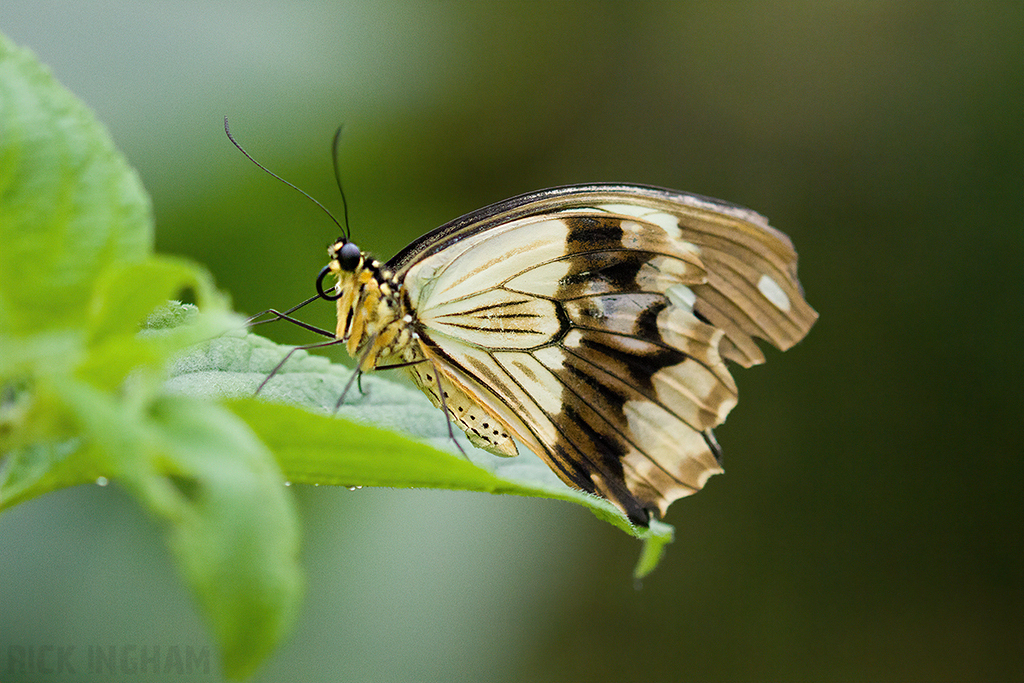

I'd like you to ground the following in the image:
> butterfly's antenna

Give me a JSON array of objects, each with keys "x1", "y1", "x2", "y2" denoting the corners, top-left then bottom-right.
[
  {"x1": 331, "y1": 126, "x2": 352, "y2": 240},
  {"x1": 224, "y1": 117, "x2": 347, "y2": 237}
]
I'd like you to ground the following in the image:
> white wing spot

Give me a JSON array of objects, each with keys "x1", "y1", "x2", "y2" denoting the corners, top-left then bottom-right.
[
  {"x1": 757, "y1": 274, "x2": 791, "y2": 312},
  {"x1": 643, "y1": 212, "x2": 682, "y2": 238},
  {"x1": 666, "y1": 284, "x2": 697, "y2": 311},
  {"x1": 562, "y1": 329, "x2": 584, "y2": 349},
  {"x1": 595, "y1": 203, "x2": 651, "y2": 217},
  {"x1": 595, "y1": 205, "x2": 681, "y2": 238}
]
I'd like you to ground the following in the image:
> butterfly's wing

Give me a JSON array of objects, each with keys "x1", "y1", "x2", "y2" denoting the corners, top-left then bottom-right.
[
  {"x1": 391, "y1": 184, "x2": 817, "y2": 525},
  {"x1": 405, "y1": 358, "x2": 519, "y2": 457}
]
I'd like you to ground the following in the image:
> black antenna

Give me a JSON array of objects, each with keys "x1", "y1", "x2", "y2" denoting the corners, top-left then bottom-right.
[
  {"x1": 331, "y1": 126, "x2": 352, "y2": 240},
  {"x1": 224, "y1": 117, "x2": 349, "y2": 238}
]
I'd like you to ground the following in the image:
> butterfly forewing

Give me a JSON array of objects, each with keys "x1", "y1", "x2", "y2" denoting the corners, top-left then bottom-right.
[{"x1": 330, "y1": 184, "x2": 816, "y2": 526}]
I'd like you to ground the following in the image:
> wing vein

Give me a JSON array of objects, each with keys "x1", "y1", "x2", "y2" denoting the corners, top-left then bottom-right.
[{"x1": 554, "y1": 343, "x2": 701, "y2": 489}]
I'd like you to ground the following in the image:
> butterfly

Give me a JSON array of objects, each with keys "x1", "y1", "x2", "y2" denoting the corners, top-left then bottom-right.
[{"x1": 310, "y1": 183, "x2": 817, "y2": 527}]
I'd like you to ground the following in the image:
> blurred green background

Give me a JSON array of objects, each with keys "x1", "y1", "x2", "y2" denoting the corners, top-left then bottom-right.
[{"x1": 2, "y1": 2, "x2": 1021, "y2": 681}]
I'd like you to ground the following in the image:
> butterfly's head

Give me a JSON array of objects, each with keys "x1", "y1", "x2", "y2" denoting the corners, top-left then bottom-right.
[
  {"x1": 318, "y1": 237, "x2": 405, "y2": 357},
  {"x1": 331, "y1": 239, "x2": 363, "y2": 272},
  {"x1": 317, "y1": 239, "x2": 364, "y2": 301}
]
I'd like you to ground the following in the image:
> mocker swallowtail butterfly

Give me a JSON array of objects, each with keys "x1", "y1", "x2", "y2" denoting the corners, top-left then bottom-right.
[{"x1": 310, "y1": 183, "x2": 817, "y2": 526}]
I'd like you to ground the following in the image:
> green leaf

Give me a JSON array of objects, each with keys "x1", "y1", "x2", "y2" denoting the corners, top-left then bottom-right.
[
  {"x1": 88, "y1": 257, "x2": 220, "y2": 344},
  {"x1": 80, "y1": 257, "x2": 230, "y2": 389},
  {"x1": 0, "y1": 34, "x2": 151, "y2": 335},
  {"x1": 167, "y1": 328, "x2": 675, "y2": 577},
  {"x1": 60, "y1": 379, "x2": 301, "y2": 680},
  {"x1": 0, "y1": 33, "x2": 301, "y2": 678}
]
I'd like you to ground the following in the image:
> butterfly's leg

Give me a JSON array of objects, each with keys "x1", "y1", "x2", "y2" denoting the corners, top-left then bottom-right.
[
  {"x1": 373, "y1": 358, "x2": 470, "y2": 459},
  {"x1": 425, "y1": 361, "x2": 470, "y2": 458},
  {"x1": 246, "y1": 294, "x2": 335, "y2": 338},
  {"x1": 257, "y1": 338, "x2": 346, "y2": 393}
]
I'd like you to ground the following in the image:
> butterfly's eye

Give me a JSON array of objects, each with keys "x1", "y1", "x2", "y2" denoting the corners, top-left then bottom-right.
[{"x1": 338, "y1": 242, "x2": 362, "y2": 272}]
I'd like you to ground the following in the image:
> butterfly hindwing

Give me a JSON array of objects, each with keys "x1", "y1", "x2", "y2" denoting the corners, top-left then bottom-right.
[{"x1": 405, "y1": 359, "x2": 518, "y2": 457}]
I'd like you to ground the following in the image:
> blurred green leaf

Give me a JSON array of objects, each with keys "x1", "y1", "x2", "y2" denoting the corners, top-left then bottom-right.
[
  {"x1": 59, "y1": 380, "x2": 301, "y2": 680},
  {"x1": 0, "y1": 32, "x2": 300, "y2": 679},
  {"x1": 0, "y1": 34, "x2": 151, "y2": 335}
]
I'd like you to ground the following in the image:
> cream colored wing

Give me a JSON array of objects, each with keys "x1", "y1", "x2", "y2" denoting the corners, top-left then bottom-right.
[{"x1": 387, "y1": 187, "x2": 815, "y2": 525}]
